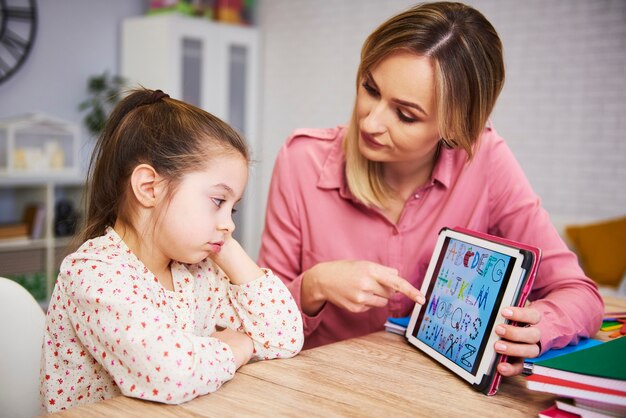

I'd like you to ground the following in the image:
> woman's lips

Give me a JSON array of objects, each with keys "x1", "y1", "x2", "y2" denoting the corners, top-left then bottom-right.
[{"x1": 361, "y1": 131, "x2": 385, "y2": 149}]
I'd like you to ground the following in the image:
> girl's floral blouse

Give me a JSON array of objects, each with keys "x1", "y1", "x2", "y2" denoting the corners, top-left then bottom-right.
[{"x1": 41, "y1": 227, "x2": 303, "y2": 413}]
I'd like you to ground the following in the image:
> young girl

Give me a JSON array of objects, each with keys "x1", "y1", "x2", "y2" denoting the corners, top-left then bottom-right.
[{"x1": 40, "y1": 88, "x2": 304, "y2": 413}]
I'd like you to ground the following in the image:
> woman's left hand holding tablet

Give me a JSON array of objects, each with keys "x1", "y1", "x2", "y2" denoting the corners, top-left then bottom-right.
[
  {"x1": 494, "y1": 306, "x2": 542, "y2": 376},
  {"x1": 300, "y1": 260, "x2": 426, "y2": 316}
]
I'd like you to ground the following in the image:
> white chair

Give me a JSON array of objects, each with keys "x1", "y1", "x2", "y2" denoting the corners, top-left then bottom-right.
[{"x1": 0, "y1": 277, "x2": 45, "y2": 418}]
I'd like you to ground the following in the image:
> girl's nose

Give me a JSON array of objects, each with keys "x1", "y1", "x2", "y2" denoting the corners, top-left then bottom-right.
[{"x1": 218, "y1": 213, "x2": 236, "y2": 234}]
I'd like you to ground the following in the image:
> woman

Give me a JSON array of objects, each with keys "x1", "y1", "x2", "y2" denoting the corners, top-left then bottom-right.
[{"x1": 258, "y1": 2, "x2": 603, "y2": 376}]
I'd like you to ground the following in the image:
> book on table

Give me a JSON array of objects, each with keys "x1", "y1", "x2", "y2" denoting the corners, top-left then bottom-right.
[
  {"x1": 555, "y1": 397, "x2": 626, "y2": 418},
  {"x1": 523, "y1": 338, "x2": 604, "y2": 375},
  {"x1": 384, "y1": 316, "x2": 409, "y2": 335},
  {"x1": 525, "y1": 336, "x2": 626, "y2": 406},
  {"x1": 538, "y1": 404, "x2": 581, "y2": 418}
]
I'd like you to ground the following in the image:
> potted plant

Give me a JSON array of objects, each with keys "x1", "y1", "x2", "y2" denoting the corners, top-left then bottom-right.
[{"x1": 78, "y1": 71, "x2": 126, "y2": 137}]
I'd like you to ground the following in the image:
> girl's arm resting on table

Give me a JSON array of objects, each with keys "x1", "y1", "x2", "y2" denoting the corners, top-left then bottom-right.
[
  {"x1": 211, "y1": 267, "x2": 304, "y2": 360},
  {"x1": 212, "y1": 328, "x2": 254, "y2": 368},
  {"x1": 208, "y1": 234, "x2": 304, "y2": 358},
  {"x1": 62, "y1": 265, "x2": 238, "y2": 404}
]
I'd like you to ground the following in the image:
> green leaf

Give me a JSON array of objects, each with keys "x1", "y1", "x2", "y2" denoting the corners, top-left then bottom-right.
[{"x1": 79, "y1": 71, "x2": 126, "y2": 136}]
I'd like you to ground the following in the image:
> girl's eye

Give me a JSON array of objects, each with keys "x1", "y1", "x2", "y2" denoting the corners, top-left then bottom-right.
[
  {"x1": 362, "y1": 81, "x2": 379, "y2": 97},
  {"x1": 211, "y1": 197, "x2": 225, "y2": 208},
  {"x1": 231, "y1": 207, "x2": 238, "y2": 214},
  {"x1": 397, "y1": 109, "x2": 418, "y2": 123}
]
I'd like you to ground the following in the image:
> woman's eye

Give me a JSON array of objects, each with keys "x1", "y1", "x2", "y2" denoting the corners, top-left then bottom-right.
[
  {"x1": 211, "y1": 197, "x2": 224, "y2": 208},
  {"x1": 362, "y1": 81, "x2": 379, "y2": 97},
  {"x1": 397, "y1": 109, "x2": 418, "y2": 123}
]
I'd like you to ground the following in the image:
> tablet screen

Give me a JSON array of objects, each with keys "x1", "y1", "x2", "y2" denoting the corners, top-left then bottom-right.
[{"x1": 410, "y1": 236, "x2": 515, "y2": 375}]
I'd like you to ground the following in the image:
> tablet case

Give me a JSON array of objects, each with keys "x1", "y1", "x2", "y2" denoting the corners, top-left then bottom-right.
[{"x1": 450, "y1": 227, "x2": 542, "y2": 395}]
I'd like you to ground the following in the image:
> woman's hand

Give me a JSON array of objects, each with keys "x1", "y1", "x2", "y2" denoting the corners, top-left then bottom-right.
[
  {"x1": 301, "y1": 260, "x2": 425, "y2": 316},
  {"x1": 494, "y1": 306, "x2": 542, "y2": 376},
  {"x1": 212, "y1": 328, "x2": 254, "y2": 369}
]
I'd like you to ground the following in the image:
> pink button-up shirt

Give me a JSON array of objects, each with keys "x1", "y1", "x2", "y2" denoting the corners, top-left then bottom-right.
[{"x1": 258, "y1": 125, "x2": 603, "y2": 350}]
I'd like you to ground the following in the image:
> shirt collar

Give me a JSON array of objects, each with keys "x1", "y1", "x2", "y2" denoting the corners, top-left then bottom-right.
[
  {"x1": 317, "y1": 127, "x2": 358, "y2": 202},
  {"x1": 431, "y1": 145, "x2": 454, "y2": 189}
]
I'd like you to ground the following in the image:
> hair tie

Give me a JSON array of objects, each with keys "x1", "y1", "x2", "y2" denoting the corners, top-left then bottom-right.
[{"x1": 148, "y1": 89, "x2": 170, "y2": 103}]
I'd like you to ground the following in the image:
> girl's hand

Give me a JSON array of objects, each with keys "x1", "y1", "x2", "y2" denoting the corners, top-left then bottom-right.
[
  {"x1": 301, "y1": 260, "x2": 425, "y2": 316},
  {"x1": 209, "y1": 236, "x2": 264, "y2": 285},
  {"x1": 212, "y1": 328, "x2": 254, "y2": 369},
  {"x1": 494, "y1": 306, "x2": 542, "y2": 376}
]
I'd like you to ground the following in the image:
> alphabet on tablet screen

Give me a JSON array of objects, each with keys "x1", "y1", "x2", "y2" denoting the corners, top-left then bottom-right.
[
  {"x1": 463, "y1": 248, "x2": 474, "y2": 267},
  {"x1": 476, "y1": 285, "x2": 490, "y2": 310},
  {"x1": 451, "y1": 307, "x2": 463, "y2": 330},
  {"x1": 458, "y1": 280, "x2": 470, "y2": 300},
  {"x1": 461, "y1": 343, "x2": 477, "y2": 368},
  {"x1": 492, "y1": 259, "x2": 505, "y2": 282},
  {"x1": 470, "y1": 317, "x2": 481, "y2": 340},
  {"x1": 476, "y1": 253, "x2": 489, "y2": 275},
  {"x1": 417, "y1": 237, "x2": 512, "y2": 372},
  {"x1": 460, "y1": 312, "x2": 472, "y2": 333}
]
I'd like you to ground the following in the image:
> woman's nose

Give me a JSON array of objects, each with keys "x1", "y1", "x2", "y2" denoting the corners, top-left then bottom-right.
[{"x1": 361, "y1": 101, "x2": 387, "y2": 134}]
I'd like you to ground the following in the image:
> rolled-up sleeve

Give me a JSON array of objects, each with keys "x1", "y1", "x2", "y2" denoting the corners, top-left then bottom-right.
[{"x1": 485, "y1": 132, "x2": 604, "y2": 352}]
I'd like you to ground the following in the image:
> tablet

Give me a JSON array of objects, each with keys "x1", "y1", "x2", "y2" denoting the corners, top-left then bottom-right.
[{"x1": 405, "y1": 227, "x2": 540, "y2": 395}]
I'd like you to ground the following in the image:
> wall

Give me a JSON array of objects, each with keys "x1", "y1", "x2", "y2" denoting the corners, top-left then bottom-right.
[
  {"x1": 0, "y1": 0, "x2": 144, "y2": 222},
  {"x1": 0, "y1": 0, "x2": 144, "y2": 167},
  {"x1": 1, "y1": 1, "x2": 624, "y2": 258},
  {"x1": 254, "y1": 0, "x2": 626, "y2": 257}
]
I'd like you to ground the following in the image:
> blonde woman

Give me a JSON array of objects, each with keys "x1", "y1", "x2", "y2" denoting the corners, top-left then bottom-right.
[{"x1": 258, "y1": 2, "x2": 602, "y2": 377}]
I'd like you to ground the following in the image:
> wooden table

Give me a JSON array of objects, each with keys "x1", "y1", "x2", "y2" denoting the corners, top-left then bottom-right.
[{"x1": 45, "y1": 295, "x2": 626, "y2": 417}]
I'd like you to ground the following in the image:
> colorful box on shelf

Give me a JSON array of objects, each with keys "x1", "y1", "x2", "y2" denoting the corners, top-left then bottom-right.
[{"x1": 0, "y1": 113, "x2": 80, "y2": 176}]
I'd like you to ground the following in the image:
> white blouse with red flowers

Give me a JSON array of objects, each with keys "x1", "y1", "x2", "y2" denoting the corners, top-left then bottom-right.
[{"x1": 40, "y1": 227, "x2": 303, "y2": 413}]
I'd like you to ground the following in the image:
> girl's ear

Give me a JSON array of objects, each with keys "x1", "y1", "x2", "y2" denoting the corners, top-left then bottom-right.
[{"x1": 130, "y1": 164, "x2": 163, "y2": 208}]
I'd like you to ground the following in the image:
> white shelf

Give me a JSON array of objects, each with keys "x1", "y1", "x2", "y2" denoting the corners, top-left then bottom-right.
[
  {"x1": 0, "y1": 173, "x2": 84, "y2": 186},
  {"x1": 0, "y1": 238, "x2": 47, "y2": 251},
  {"x1": 0, "y1": 177, "x2": 85, "y2": 302}
]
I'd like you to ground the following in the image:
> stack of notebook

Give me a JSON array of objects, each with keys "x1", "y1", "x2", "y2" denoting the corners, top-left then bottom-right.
[
  {"x1": 384, "y1": 316, "x2": 410, "y2": 335},
  {"x1": 526, "y1": 336, "x2": 626, "y2": 417}
]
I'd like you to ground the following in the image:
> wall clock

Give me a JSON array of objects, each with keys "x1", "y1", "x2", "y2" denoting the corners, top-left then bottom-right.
[{"x1": 0, "y1": 0, "x2": 38, "y2": 85}]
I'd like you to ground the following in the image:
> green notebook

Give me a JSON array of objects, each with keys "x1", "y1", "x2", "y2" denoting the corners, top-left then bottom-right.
[{"x1": 535, "y1": 336, "x2": 626, "y2": 380}]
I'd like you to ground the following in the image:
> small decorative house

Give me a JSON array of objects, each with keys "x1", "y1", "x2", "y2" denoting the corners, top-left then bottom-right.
[{"x1": 0, "y1": 113, "x2": 80, "y2": 176}]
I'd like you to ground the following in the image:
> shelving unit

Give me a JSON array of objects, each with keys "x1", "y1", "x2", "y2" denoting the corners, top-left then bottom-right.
[{"x1": 0, "y1": 175, "x2": 85, "y2": 306}]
